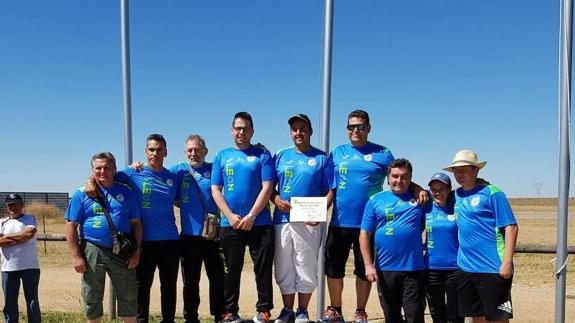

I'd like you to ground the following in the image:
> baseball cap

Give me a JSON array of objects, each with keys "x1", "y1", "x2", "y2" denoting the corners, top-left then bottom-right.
[
  {"x1": 5, "y1": 193, "x2": 23, "y2": 205},
  {"x1": 428, "y1": 173, "x2": 451, "y2": 186},
  {"x1": 288, "y1": 114, "x2": 312, "y2": 130}
]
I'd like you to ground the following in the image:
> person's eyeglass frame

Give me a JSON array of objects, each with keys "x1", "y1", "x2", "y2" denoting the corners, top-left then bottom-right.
[{"x1": 346, "y1": 123, "x2": 368, "y2": 132}]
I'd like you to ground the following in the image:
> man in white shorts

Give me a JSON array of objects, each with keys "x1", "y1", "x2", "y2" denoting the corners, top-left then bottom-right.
[{"x1": 270, "y1": 114, "x2": 334, "y2": 323}]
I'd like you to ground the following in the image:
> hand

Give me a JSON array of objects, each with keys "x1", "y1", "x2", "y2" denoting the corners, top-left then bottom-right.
[
  {"x1": 127, "y1": 250, "x2": 140, "y2": 269},
  {"x1": 499, "y1": 261, "x2": 513, "y2": 279},
  {"x1": 130, "y1": 161, "x2": 145, "y2": 171},
  {"x1": 275, "y1": 197, "x2": 291, "y2": 213},
  {"x1": 85, "y1": 177, "x2": 98, "y2": 198},
  {"x1": 365, "y1": 264, "x2": 378, "y2": 282},
  {"x1": 237, "y1": 215, "x2": 255, "y2": 231},
  {"x1": 416, "y1": 189, "x2": 429, "y2": 204},
  {"x1": 228, "y1": 214, "x2": 243, "y2": 230},
  {"x1": 73, "y1": 256, "x2": 87, "y2": 273},
  {"x1": 306, "y1": 221, "x2": 319, "y2": 226}
]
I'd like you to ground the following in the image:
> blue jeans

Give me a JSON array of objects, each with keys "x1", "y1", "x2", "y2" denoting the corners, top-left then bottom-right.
[{"x1": 2, "y1": 269, "x2": 41, "y2": 323}]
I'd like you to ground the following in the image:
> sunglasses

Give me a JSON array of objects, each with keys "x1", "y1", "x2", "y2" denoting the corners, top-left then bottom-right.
[
  {"x1": 233, "y1": 126, "x2": 252, "y2": 133},
  {"x1": 346, "y1": 123, "x2": 368, "y2": 131}
]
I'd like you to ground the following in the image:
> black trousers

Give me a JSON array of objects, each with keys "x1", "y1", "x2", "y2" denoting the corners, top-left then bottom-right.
[
  {"x1": 425, "y1": 269, "x2": 464, "y2": 323},
  {"x1": 137, "y1": 240, "x2": 180, "y2": 323},
  {"x1": 377, "y1": 270, "x2": 425, "y2": 323},
  {"x1": 181, "y1": 234, "x2": 225, "y2": 322},
  {"x1": 219, "y1": 225, "x2": 274, "y2": 314}
]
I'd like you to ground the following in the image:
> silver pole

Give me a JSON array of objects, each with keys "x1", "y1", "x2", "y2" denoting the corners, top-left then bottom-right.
[
  {"x1": 317, "y1": 0, "x2": 334, "y2": 320},
  {"x1": 110, "y1": 0, "x2": 134, "y2": 319},
  {"x1": 556, "y1": 0, "x2": 572, "y2": 322},
  {"x1": 122, "y1": 0, "x2": 134, "y2": 166}
]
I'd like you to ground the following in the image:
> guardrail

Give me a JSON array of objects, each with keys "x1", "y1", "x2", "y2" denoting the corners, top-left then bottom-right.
[{"x1": 36, "y1": 234, "x2": 575, "y2": 254}]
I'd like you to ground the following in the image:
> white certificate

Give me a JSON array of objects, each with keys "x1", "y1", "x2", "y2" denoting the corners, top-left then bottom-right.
[{"x1": 289, "y1": 197, "x2": 327, "y2": 222}]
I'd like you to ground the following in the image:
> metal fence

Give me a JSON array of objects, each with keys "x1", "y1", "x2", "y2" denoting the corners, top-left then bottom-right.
[{"x1": 0, "y1": 192, "x2": 69, "y2": 214}]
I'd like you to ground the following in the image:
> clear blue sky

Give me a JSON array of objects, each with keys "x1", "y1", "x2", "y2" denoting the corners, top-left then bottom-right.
[{"x1": 0, "y1": 1, "x2": 562, "y2": 197}]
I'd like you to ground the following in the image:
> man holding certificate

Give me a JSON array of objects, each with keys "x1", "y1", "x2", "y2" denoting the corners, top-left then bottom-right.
[{"x1": 270, "y1": 114, "x2": 334, "y2": 323}]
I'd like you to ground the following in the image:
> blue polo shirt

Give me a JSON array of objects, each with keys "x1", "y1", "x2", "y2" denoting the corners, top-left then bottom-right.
[
  {"x1": 425, "y1": 201, "x2": 459, "y2": 270},
  {"x1": 66, "y1": 182, "x2": 140, "y2": 249},
  {"x1": 116, "y1": 167, "x2": 179, "y2": 241},
  {"x1": 272, "y1": 146, "x2": 333, "y2": 224},
  {"x1": 361, "y1": 190, "x2": 426, "y2": 271},
  {"x1": 211, "y1": 145, "x2": 274, "y2": 227},
  {"x1": 455, "y1": 184, "x2": 517, "y2": 273},
  {"x1": 171, "y1": 162, "x2": 217, "y2": 236},
  {"x1": 330, "y1": 142, "x2": 395, "y2": 228}
]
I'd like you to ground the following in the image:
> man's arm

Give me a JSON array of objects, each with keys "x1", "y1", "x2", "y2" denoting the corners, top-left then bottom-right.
[
  {"x1": 238, "y1": 180, "x2": 273, "y2": 231},
  {"x1": 326, "y1": 189, "x2": 335, "y2": 209},
  {"x1": 270, "y1": 188, "x2": 291, "y2": 213},
  {"x1": 0, "y1": 227, "x2": 36, "y2": 247},
  {"x1": 126, "y1": 219, "x2": 143, "y2": 269},
  {"x1": 500, "y1": 224, "x2": 519, "y2": 279},
  {"x1": 211, "y1": 184, "x2": 242, "y2": 229},
  {"x1": 359, "y1": 230, "x2": 378, "y2": 282},
  {"x1": 64, "y1": 221, "x2": 86, "y2": 273},
  {"x1": 409, "y1": 182, "x2": 429, "y2": 204}
]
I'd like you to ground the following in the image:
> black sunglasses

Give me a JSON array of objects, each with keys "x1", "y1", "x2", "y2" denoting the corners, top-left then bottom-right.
[{"x1": 346, "y1": 123, "x2": 368, "y2": 131}]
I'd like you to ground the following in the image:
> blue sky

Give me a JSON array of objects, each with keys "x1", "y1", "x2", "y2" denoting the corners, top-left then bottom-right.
[{"x1": 0, "y1": 1, "x2": 562, "y2": 197}]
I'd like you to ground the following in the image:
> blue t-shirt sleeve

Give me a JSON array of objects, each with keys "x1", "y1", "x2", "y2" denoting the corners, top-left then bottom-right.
[
  {"x1": 272, "y1": 153, "x2": 280, "y2": 184},
  {"x1": 361, "y1": 198, "x2": 376, "y2": 232},
  {"x1": 211, "y1": 152, "x2": 224, "y2": 186},
  {"x1": 168, "y1": 164, "x2": 180, "y2": 200},
  {"x1": 322, "y1": 155, "x2": 334, "y2": 194},
  {"x1": 65, "y1": 190, "x2": 85, "y2": 224},
  {"x1": 328, "y1": 151, "x2": 337, "y2": 190},
  {"x1": 127, "y1": 191, "x2": 141, "y2": 221},
  {"x1": 260, "y1": 150, "x2": 274, "y2": 182},
  {"x1": 491, "y1": 191, "x2": 517, "y2": 228}
]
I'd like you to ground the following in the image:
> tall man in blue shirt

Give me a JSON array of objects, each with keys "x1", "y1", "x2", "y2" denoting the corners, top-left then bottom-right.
[
  {"x1": 212, "y1": 112, "x2": 275, "y2": 323},
  {"x1": 271, "y1": 114, "x2": 334, "y2": 323},
  {"x1": 322, "y1": 110, "x2": 427, "y2": 323},
  {"x1": 359, "y1": 159, "x2": 426, "y2": 323},
  {"x1": 443, "y1": 150, "x2": 518, "y2": 323},
  {"x1": 171, "y1": 134, "x2": 224, "y2": 323}
]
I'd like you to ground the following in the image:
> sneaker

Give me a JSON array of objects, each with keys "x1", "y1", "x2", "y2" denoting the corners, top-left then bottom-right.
[
  {"x1": 220, "y1": 312, "x2": 242, "y2": 323},
  {"x1": 253, "y1": 311, "x2": 272, "y2": 323},
  {"x1": 353, "y1": 309, "x2": 368, "y2": 323},
  {"x1": 294, "y1": 308, "x2": 310, "y2": 323},
  {"x1": 320, "y1": 307, "x2": 345, "y2": 323},
  {"x1": 274, "y1": 308, "x2": 295, "y2": 323}
]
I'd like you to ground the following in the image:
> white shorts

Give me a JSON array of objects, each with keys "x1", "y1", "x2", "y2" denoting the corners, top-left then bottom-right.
[{"x1": 274, "y1": 222, "x2": 322, "y2": 294}]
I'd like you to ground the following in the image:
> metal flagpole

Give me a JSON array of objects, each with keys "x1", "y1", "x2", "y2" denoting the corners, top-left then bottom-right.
[
  {"x1": 109, "y1": 0, "x2": 134, "y2": 319},
  {"x1": 121, "y1": 0, "x2": 134, "y2": 166},
  {"x1": 556, "y1": 0, "x2": 572, "y2": 321},
  {"x1": 317, "y1": 0, "x2": 334, "y2": 320}
]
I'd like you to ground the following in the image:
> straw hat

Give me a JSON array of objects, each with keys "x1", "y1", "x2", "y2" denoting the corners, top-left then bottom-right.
[{"x1": 443, "y1": 150, "x2": 487, "y2": 172}]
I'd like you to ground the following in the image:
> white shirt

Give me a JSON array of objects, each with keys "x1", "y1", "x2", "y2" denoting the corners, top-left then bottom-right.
[{"x1": 0, "y1": 214, "x2": 40, "y2": 271}]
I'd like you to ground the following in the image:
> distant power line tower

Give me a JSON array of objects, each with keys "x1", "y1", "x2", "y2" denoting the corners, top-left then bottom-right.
[{"x1": 534, "y1": 182, "x2": 543, "y2": 197}]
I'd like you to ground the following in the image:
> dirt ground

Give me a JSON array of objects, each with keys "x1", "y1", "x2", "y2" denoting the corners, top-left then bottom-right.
[{"x1": 2, "y1": 206, "x2": 575, "y2": 322}]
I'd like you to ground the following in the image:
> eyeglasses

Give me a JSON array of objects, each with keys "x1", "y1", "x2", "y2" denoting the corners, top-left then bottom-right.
[
  {"x1": 233, "y1": 126, "x2": 252, "y2": 133},
  {"x1": 346, "y1": 123, "x2": 367, "y2": 132}
]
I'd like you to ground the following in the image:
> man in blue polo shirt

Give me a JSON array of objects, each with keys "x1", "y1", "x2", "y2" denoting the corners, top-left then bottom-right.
[
  {"x1": 212, "y1": 112, "x2": 275, "y2": 323},
  {"x1": 443, "y1": 150, "x2": 518, "y2": 323},
  {"x1": 86, "y1": 134, "x2": 180, "y2": 323},
  {"x1": 322, "y1": 110, "x2": 427, "y2": 323},
  {"x1": 171, "y1": 134, "x2": 224, "y2": 323},
  {"x1": 359, "y1": 158, "x2": 426, "y2": 323},
  {"x1": 271, "y1": 114, "x2": 333, "y2": 323},
  {"x1": 66, "y1": 152, "x2": 143, "y2": 323}
]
